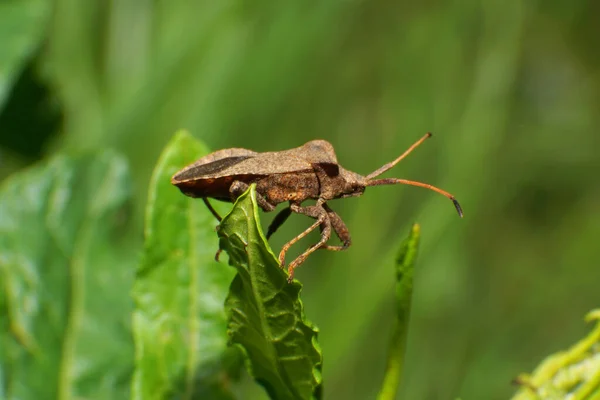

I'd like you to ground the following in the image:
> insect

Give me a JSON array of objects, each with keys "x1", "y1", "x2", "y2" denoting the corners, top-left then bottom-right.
[{"x1": 171, "y1": 133, "x2": 462, "y2": 282}]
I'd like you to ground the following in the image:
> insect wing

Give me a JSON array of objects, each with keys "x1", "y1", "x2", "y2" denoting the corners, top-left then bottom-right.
[
  {"x1": 172, "y1": 139, "x2": 341, "y2": 184},
  {"x1": 172, "y1": 148, "x2": 257, "y2": 183},
  {"x1": 173, "y1": 155, "x2": 254, "y2": 182},
  {"x1": 219, "y1": 153, "x2": 313, "y2": 176}
]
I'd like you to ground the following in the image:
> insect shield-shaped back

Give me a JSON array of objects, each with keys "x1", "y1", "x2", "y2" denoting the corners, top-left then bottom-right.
[{"x1": 171, "y1": 140, "x2": 342, "y2": 203}]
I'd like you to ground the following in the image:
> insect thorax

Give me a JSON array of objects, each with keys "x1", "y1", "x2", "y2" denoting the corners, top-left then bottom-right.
[{"x1": 256, "y1": 172, "x2": 320, "y2": 204}]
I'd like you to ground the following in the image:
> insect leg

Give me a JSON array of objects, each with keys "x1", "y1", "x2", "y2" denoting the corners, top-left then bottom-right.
[
  {"x1": 278, "y1": 212, "x2": 324, "y2": 268},
  {"x1": 319, "y1": 204, "x2": 351, "y2": 251},
  {"x1": 201, "y1": 198, "x2": 224, "y2": 261},
  {"x1": 266, "y1": 207, "x2": 292, "y2": 239},
  {"x1": 280, "y1": 201, "x2": 332, "y2": 282},
  {"x1": 230, "y1": 180, "x2": 276, "y2": 212},
  {"x1": 202, "y1": 198, "x2": 222, "y2": 221},
  {"x1": 214, "y1": 248, "x2": 223, "y2": 262},
  {"x1": 286, "y1": 211, "x2": 331, "y2": 282}
]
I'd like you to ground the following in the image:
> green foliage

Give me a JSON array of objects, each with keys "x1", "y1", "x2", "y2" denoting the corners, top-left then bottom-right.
[
  {"x1": 0, "y1": 130, "x2": 325, "y2": 400},
  {"x1": 132, "y1": 131, "x2": 239, "y2": 399},
  {"x1": 2, "y1": 1, "x2": 600, "y2": 399},
  {"x1": 218, "y1": 186, "x2": 323, "y2": 400},
  {"x1": 132, "y1": 131, "x2": 322, "y2": 400},
  {"x1": 378, "y1": 224, "x2": 420, "y2": 400},
  {"x1": 0, "y1": 152, "x2": 135, "y2": 399},
  {"x1": 511, "y1": 310, "x2": 600, "y2": 400},
  {"x1": 0, "y1": 0, "x2": 49, "y2": 109}
]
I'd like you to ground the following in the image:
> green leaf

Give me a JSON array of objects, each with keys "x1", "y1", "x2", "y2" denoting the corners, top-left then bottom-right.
[
  {"x1": 511, "y1": 309, "x2": 600, "y2": 400},
  {"x1": 0, "y1": 0, "x2": 50, "y2": 111},
  {"x1": 377, "y1": 224, "x2": 421, "y2": 400},
  {"x1": 132, "y1": 131, "x2": 239, "y2": 400},
  {"x1": 218, "y1": 186, "x2": 322, "y2": 400},
  {"x1": 0, "y1": 151, "x2": 135, "y2": 399}
]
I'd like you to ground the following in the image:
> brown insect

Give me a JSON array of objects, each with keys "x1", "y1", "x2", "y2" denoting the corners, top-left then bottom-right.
[{"x1": 172, "y1": 133, "x2": 462, "y2": 282}]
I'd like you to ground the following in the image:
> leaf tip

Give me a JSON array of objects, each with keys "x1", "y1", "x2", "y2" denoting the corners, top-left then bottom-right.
[
  {"x1": 585, "y1": 309, "x2": 600, "y2": 323},
  {"x1": 410, "y1": 223, "x2": 421, "y2": 238},
  {"x1": 172, "y1": 129, "x2": 194, "y2": 141}
]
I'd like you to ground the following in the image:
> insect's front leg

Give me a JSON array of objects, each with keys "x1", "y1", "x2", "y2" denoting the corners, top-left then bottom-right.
[
  {"x1": 230, "y1": 180, "x2": 276, "y2": 212},
  {"x1": 280, "y1": 200, "x2": 332, "y2": 282},
  {"x1": 319, "y1": 203, "x2": 351, "y2": 251}
]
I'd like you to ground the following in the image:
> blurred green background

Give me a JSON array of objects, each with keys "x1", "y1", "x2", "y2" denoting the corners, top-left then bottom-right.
[{"x1": 1, "y1": 0, "x2": 599, "y2": 399}]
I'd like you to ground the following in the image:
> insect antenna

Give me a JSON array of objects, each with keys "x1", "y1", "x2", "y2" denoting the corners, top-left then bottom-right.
[
  {"x1": 365, "y1": 132, "x2": 432, "y2": 180},
  {"x1": 366, "y1": 178, "x2": 463, "y2": 217}
]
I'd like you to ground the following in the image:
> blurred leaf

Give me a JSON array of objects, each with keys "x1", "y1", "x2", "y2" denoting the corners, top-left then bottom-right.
[
  {"x1": 218, "y1": 186, "x2": 322, "y2": 400},
  {"x1": 377, "y1": 224, "x2": 420, "y2": 400},
  {"x1": 0, "y1": 0, "x2": 50, "y2": 111},
  {"x1": 0, "y1": 59, "x2": 63, "y2": 160},
  {"x1": 132, "y1": 131, "x2": 239, "y2": 400},
  {"x1": 511, "y1": 309, "x2": 600, "y2": 400},
  {"x1": 0, "y1": 151, "x2": 135, "y2": 399}
]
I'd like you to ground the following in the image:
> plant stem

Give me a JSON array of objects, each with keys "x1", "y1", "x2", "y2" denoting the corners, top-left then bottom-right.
[{"x1": 377, "y1": 224, "x2": 420, "y2": 400}]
